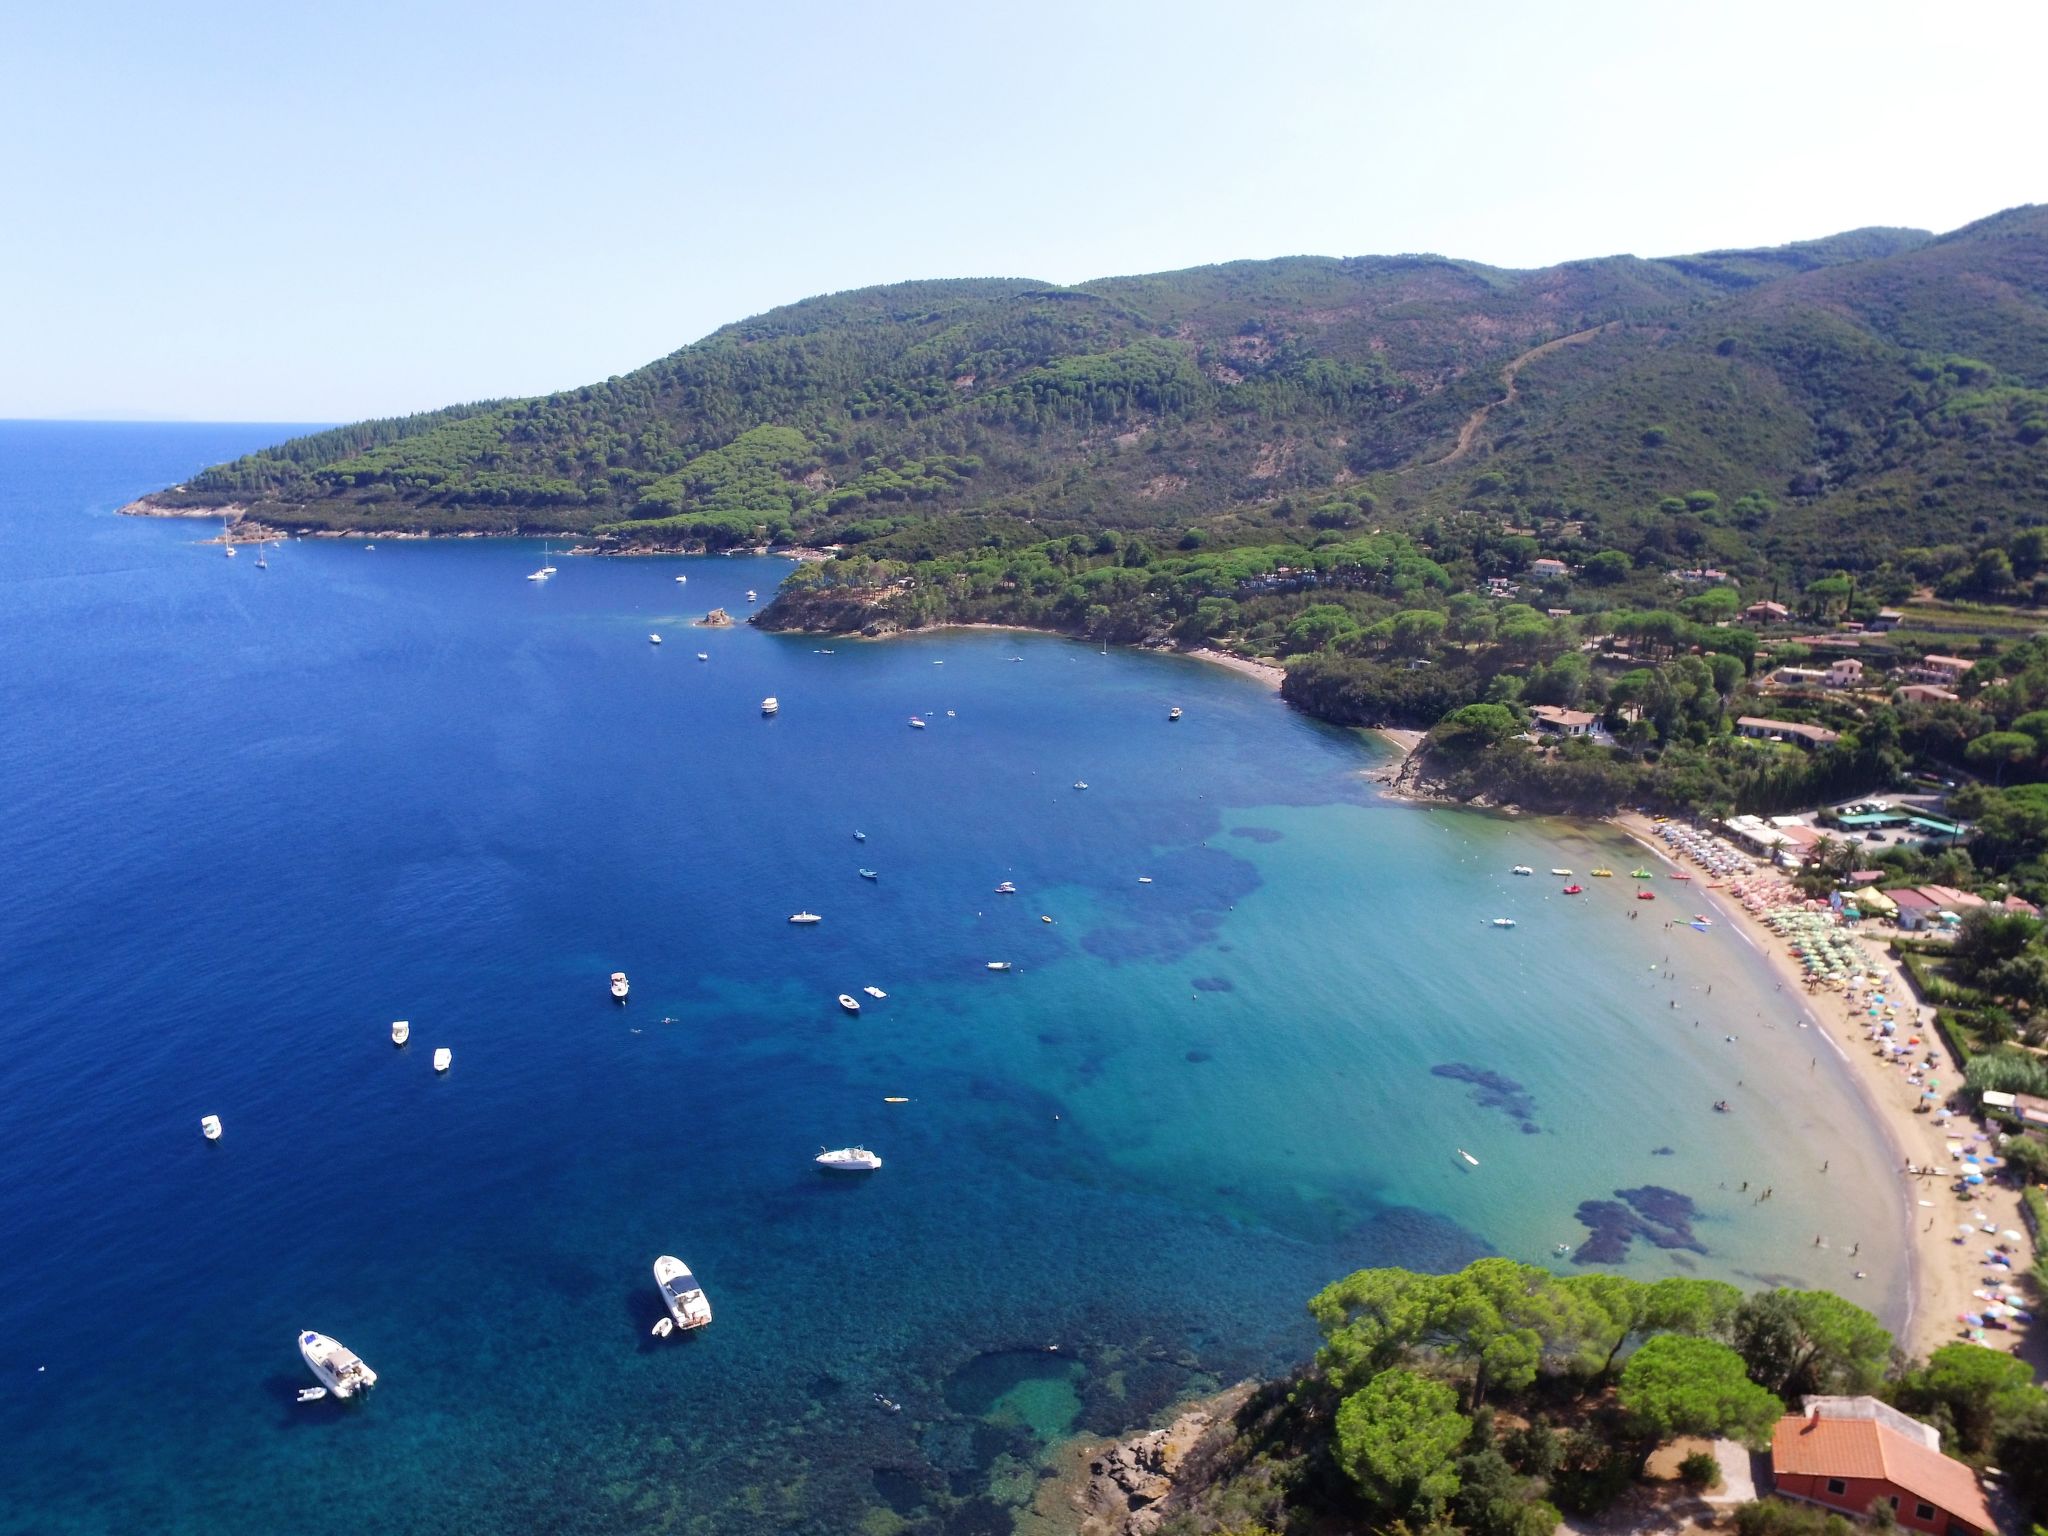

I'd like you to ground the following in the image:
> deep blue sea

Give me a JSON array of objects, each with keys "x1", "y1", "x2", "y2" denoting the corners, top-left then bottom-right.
[{"x1": 0, "y1": 422, "x2": 1906, "y2": 1536}]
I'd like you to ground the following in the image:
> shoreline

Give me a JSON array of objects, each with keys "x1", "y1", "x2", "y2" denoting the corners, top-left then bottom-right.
[{"x1": 1609, "y1": 813, "x2": 2037, "y2": 1366}]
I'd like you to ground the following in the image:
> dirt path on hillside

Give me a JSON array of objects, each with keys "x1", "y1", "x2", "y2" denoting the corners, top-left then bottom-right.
[{"x1": 1417, "y1": 321, "x2": 1621, "y2": 469}]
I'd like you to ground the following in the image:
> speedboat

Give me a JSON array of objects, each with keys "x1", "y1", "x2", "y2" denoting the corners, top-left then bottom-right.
[
  {"x1": 1511, "y1": 865, "x2": 1534, "y2": 876},
  {"x1": 1073, "y1": 781, "x2": 1088, "y2": 790},
  {"x1": 789, "y1": 912, "x2": 821, "y2": 924},
  {"x1": 200, "y1": 1114, "x2": 222, "y2": 1140},
  {"x1": 908, "y1": 716, "x2": 925, "y2": 729},
  {"x1": 816, "y1": 1146, "x2": 882, "y2": 1171},
  {"x1": 299, "y1": 1331, "x2": 377, "y2": 1399},
  {"x1": 995, "y1": 881, "x2": 1016, "y2": 894},
  {"x1": 838, "y1": 993, "x2": 861, "y2": 1014},
  {"x1": 649, "y1": 634, "x2": 662, "y2": 645},
  {"x1": 696, "y1": 652, "x2": 708, "y2": 661},
  {"x1": 862, "y1": 986, "x2": 886, "y2": 1000},
  {"x1": 853, "y1": 831, "x2": 867, "y2": 842},
  {"x1": 761, "y1": 697, "x2": 779, "y2": 715},
  {"x1": 1138, "y1": 876, "x2": 1153, "y2": 884},
  {"x1": 391, "y1": 1019, "x2": 409, "y2": 1046},
  {"x1": 433, "y1": 1047, "x2": 452, "y2": 1071},
  {"x1": 859, "y1": 868, "x2": 878, "y2": 881},
  {"x1": 986, "y1": 961, "x2": 1012, "y2": 972},
  {"x1": 745, "y1": 590, "x2": 757, "y2": 603},
  {"x1": 1491, "y1": 918, "x2": 1516, "y2": 928},
  {"x1": 652, "y1": 1256, "x2": 712, "y2": 1332},
  {"x1": 1169, "y1": 707, "x2": 1182, "y2": 720},
  {"x1": 611, "y1": 971, "x2": 630, "y2": 1001},
  {"x1": 675, "y1": 574, "x2": 687, "y2": 583}
]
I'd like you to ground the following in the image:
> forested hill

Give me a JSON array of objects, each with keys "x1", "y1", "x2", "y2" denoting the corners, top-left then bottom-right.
[{"x1": 138, "y1": 208, "x2": 2048, "y2": 600}]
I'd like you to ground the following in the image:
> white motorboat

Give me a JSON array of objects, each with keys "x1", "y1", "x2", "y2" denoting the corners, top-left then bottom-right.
[
  {"x1": 674, "y1": 574, "x2": 688, "y2": 583},
  {"x1": 299, "y1": 1331, "x2": 377, "y2": 1398},
  {"x1": 789, "y1": 912, "x2": 821, "y2": 925},
  {"x1": 696, "y1": 652, "x2": 708, "y2": 661},
  {"x1": 649, "y1": 634, "x2": 662, "y2": 645},
  {"x1": 1169, "y1": 707, "x2": 1182, "y2": 720},
  {"x1": 1459, "y1": 1148, "x2": 1481, "y2": 1166},
  {"x1": 908, "y1": 716, "x2": 925, "y2": 729},
  {"x1": 653, "y1": 1255, "x2": 712, "y2": 1332},
  {"x1": 859, "y1": 868, "x2": 878, "y2": 880},
  {"x1": 1491, "y1": 918, "x2": 1516, "y2": 928},
  {"x1": 986, "y1": 961, "x2": 1012, "y2": 972},
  {"x1": 1073, "y1": 781, "x2": 1088, "y2": 790},
  {"x1": 433, "y1": 1047, "x2": 452, "y2": 1072},
  {"x1": 391, "y1": 1019, "x2": 409, "y2": 1046},
  {"x1": 1512, "y1": 866, "x2": 1534, "y2": 876},
  {"x1": 200, "y1": 1114, "x2": 222, "y2": 1141},
  {"x1": 611, "y1": 971, "x2": 630, "y2": 1001},
  {"x1": 995, "y1": 881, "x2": 1016, "y2": 894},
  {"x1": 853, "y1": 830, "x2": 867, "y2": 841},
  {"x1": 745, "y1": 590, "x2": 757, "y2": 602},
  {"x1": 1137, "y1": 876, "x2": 1153, "y2": 884},
  {"x1": 761, "y1": 697, "x2": 779, "y2": 715},
  {"x1": 862, "y1": 986, "x2": 887, "y2": 1000},
  {"x1": 816, "y1": 1146, "x2": 882, "y2": 1171},
  {"x1": 838, "y1": 993, "x2": 861, "y2": 1014}
]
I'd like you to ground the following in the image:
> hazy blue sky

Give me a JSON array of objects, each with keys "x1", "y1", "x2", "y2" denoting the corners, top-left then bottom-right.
[{"x1": 4, "y1": 0, "x2": 2042, "y2": 422}]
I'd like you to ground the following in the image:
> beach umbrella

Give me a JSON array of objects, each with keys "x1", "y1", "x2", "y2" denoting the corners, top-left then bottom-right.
[
  {"x1": 2006, "y1": 1229, "x2": 2024, "y2": 1240},
  {"x1": 1965, "y1": 1172, "x2": 1985, "y2": 1185}
]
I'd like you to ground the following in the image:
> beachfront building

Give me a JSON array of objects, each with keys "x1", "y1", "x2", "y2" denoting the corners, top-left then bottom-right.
[
  {"x1": 1769, "y1": 1398, "x2": 1995, "y2": 1536},
  {"x1": 1737, "y1": 716, "x2": 1842, "y2": 750}
]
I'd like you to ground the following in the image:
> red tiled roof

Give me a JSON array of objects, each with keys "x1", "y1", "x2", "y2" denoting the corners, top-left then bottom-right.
[{"x1": 1772, "y1": 1415, "x2": 1994, "y2": 1530}]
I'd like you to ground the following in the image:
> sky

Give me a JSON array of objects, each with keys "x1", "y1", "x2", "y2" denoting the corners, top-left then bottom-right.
[{"x1": 3, "y1": 0, "x2": 2043, "y2": 422}]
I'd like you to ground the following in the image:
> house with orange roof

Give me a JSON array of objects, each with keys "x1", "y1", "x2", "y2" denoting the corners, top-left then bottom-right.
[{"x1": 1770, "y1": 1398, "x2": 1995, "y2": 1536}]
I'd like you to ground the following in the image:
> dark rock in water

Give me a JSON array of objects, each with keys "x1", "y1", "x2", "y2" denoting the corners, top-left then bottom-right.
[
  {"x1": 1431, "y1": 1062, "x2": 1541, "y2": 1134},
  {"x1": 1572, "y1": 1184, "x2": 1705, "y2": 1264},
  {"x1": 1230, "y1": 826, "x2": 1284, "y2": 843},
  {"x1": 1185, "y1": 1050, "x2": 1212, "y2": 1064},
  {"x1": 871, "y1": 1464, "x2": 934, "y2": 1517},
  {"x1": 1651, "y1": 1146, "x2": 1675, "y2": 1156},
  {"x1": 1191, "y1": 976, "x2": 1233, "y2": 992}
]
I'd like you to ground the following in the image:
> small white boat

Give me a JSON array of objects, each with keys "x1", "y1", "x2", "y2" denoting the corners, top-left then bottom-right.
[
  {"x1": 986, "y1": 961, "x2": 1012, "y2": 972},
  {"x1": 611, "y1": 971, "x2": 630, "y2": 1001},
  {"x1": 995, "y1": 881, "x2": 1017, "y2": 894},
  {"x1": 649, "y1": 634, "x2": 662, "y2": 645},
  {"x1": 1169, "y1": 707, "x2": 1182, "y2": 720},
  {"x1": 1073, "y1": 781, "x2": 1088, "y2": 790},
  {"x1": 1137, "y1": 876, "x2": 1153, "y2": 884},
  {"x1": 651, "y1": 1317, "x2": 674, "y2": 1338},
  {"x1": 858, "y1": 868, "x2": 878, "y2": 881},
  {"x1": 674, "y1": 574, "x2": 688, "y2": 583},
  {"x1": 816, "y1": 1146, "x2": 883, "y2": 1171},
  {"x1": 1458, "y1": 1148, "x2": 1480, "y2": 1166},
  {"x1": 761, "y1": 697, "x2": 779, "y2": 715},
  {"x1": 745, "y1": 590, "x2": 757, "y2": 602},
  {"x1": 299, "y1": 1331, "x2": 377, "y2": 1399},
  {"x1": 838, "y1": 993, "x2": 861, "y2": 1014},
  {"x1": 1511, "y1": 866, "x2": 1534, "y2": 876},
  {"x1": 653, "y1": 1255, "x2": 712, "y2": 1332},
  {"x1": 391, "y1": 1019, "x2": 409, "y2": 1046},
  {"x1": 853, "y1": 830, "x2": 867, "y2": 841},
  {"x1": 1491, "y1": 918, "x2": 1516, "y2": 928},
  {"x1": 296, "y1": 1387, "x2": 327, "y2": 1403},
  {"x1": 433, "y1": 1047, "x2": 452, "y2": 1072},
  {"x1": 789, "y1": 912, "x2": 821, "y2": 925},
  {"x1": 696, "y1": 652, "x2": 708, "y2": 661},
  {"x1": 908, "y1": 717, "x2": 926, "y2": 729},
  {"x1": 200, "y1": 1114, "x2": 222, "y2": 1141},
  {"x1": 862, "y1": 986, "x2": 886, "y2": 1000}
]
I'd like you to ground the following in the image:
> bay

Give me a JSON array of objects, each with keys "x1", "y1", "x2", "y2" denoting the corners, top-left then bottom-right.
[{"x1": 0, "y1": 422, "x2": 1904, "y2": 1536}]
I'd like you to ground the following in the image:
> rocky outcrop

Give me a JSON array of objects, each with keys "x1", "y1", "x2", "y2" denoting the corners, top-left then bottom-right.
[{"x1": 1069, "y1": 1385, "x2": 1252, "y2": 1536}]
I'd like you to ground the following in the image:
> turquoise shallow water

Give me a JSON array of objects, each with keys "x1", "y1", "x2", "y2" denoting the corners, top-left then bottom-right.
[{"x1": 0, "y1": 423, "x2": 1905, "y2": 1535}]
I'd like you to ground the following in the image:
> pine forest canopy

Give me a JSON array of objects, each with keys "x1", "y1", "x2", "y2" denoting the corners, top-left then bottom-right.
[{"x1": 145, "y1": 205, "x2": 2048, "y2": 599}]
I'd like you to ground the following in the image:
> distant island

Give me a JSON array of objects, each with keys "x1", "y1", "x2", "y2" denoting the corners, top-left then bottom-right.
[{"x1": 128, "y1": 206, "x2": 2048, "y2": 846}]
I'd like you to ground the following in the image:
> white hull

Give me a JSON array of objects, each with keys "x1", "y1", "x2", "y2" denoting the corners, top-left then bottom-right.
[
  {"x1": 433, "y1": 1048, "x2": 452, "y2": 1072},
  {"x1": 838, "y1": 994, "x2": 861, "y2": 1014},
  {"x1": 816, "y1": 1146, "x2": 882, "y2": 1171},
  {"x1": 200, "y1": 1115, "x2": 222, "y2": 1140},
  {"x1": 789, "y1": 912, "x2": 821, "y2": 924},
  {"x1": 391, "y1": 1020, "x2": 409, "y2": 1046},
  {"x1": 653, "y1": 1255, "x2": 712, "y2": 1332},
  {"x1": 299, "y1": 1331, "x2": 376, "y2": 1399}
]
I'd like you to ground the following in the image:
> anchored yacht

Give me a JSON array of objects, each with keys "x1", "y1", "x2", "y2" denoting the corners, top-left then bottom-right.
[
  {"x1": 391, "y1": 1019, "x2": 409, "y2": 1046},
  {"x1": 653, "y1": 1256, "x2": 712, "y2": 1332},
  {"x1": 299, "y1": 1332, "x2": 377, "y2": 1398},
  {"x1": 761, "y1": 697, "x2": 779, "y2": 715},
  {"x1": 816, "y1": 1146, "x2": 882, "y2": 1171}
]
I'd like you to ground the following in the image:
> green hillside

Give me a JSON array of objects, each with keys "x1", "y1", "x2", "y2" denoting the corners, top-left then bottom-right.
[{"x1": 142, "y1": 208, "x2": 2045, "y2": 579}]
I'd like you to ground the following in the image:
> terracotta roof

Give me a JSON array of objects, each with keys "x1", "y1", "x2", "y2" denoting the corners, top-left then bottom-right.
[{"x1": 1772, "y1": 1414, "x2": 1994, "y2": 1530}]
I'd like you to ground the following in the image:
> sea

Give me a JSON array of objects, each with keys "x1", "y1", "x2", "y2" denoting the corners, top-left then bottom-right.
[{"x1": 0, "y1": 421, "x2": 1907, "y2": 1536}]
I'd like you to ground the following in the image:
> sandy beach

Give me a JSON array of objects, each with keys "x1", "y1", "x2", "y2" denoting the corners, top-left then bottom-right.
[
  {"x1": 1612, "y1": 814, "x2": 2041, "y2": 1370},
  {"x1": 1182, "y1": 647, "x2": 1285, "y2": 690}
]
